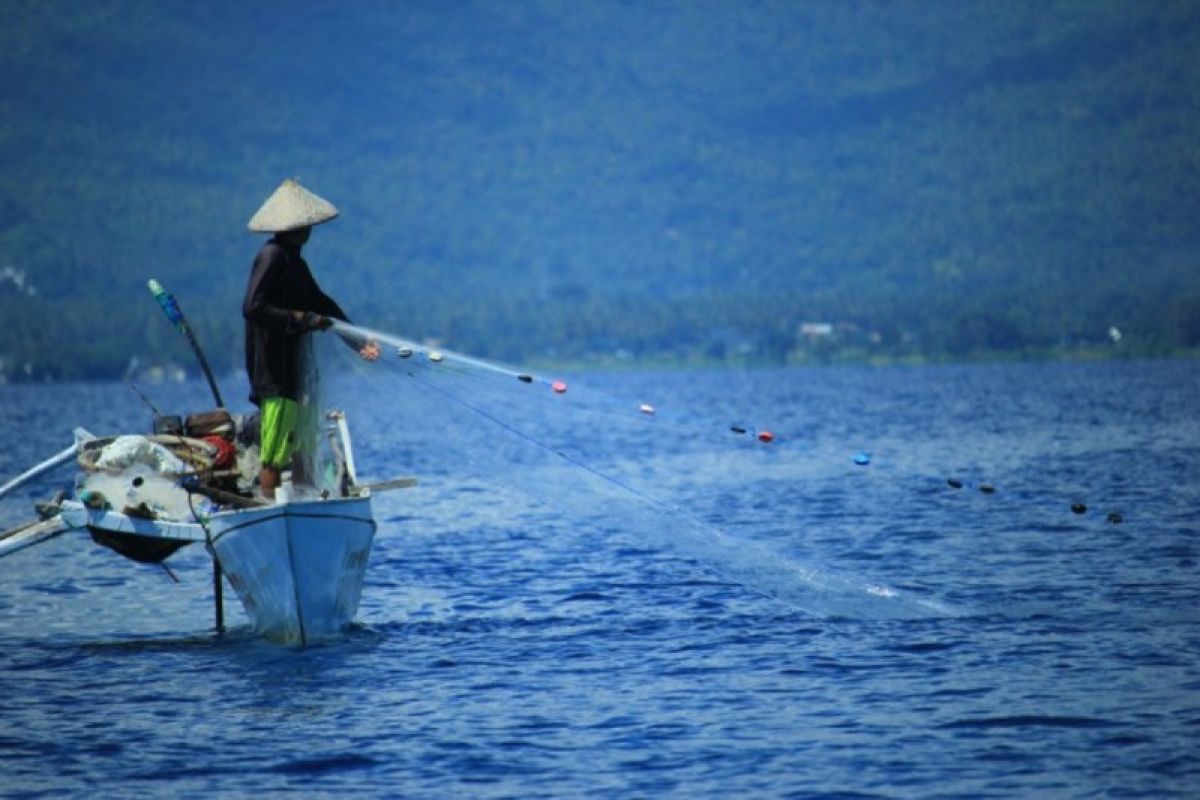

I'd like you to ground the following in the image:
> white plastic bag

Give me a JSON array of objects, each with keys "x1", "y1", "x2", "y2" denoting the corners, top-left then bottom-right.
[{"x1": 92, "y1": 435, "x2": 188, "y2": 475}]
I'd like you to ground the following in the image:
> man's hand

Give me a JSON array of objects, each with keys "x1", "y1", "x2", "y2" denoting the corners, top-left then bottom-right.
[
  {"x1": 294, "y1": 310, "x2": 333, "y2": 332},
  {"x1": 359, "y1": 340, "x2": 380, "y2": 361}
]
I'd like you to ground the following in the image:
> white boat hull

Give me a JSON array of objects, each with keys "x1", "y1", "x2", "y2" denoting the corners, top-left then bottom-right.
[{"x1": 208, "y1": 495, "x2": 376, "y2": 646}]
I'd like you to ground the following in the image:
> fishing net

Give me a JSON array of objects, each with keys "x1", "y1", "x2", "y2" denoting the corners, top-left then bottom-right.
[
  {"x1": 290, "y1": 335, "x2": 347, "y2": 499},
  {"x1": 301, "y1": 321, "x2": 953, "y2": 619}
]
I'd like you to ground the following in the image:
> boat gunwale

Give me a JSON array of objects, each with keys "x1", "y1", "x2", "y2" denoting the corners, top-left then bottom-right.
[
  {"x1": 207, "y1": 500, "x2": 377, "y2": 546},
  {"x1": 60, "y1": 491, "x2": 376, "y2": 546}
]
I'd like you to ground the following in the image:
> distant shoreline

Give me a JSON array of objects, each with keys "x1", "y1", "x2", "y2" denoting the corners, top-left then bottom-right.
[
  {"x1": 1, "y1": 345, "x2": 1196, "y2": 386},
  {"x1": 525, "y1": 346, "x2": 1200, "y2": 374}
]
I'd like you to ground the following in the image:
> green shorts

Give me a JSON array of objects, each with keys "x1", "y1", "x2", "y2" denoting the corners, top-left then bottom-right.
[{"x1": 260, "y1": 396, "x2": 299, "y2": 468}]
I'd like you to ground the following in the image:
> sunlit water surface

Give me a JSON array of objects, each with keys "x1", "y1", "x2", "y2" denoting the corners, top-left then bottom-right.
[{"x1": 1, "y1": 359, "x2": 1197, "y2": 798}]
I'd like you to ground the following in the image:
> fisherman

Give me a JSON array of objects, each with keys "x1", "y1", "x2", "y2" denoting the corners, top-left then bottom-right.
[{"x1": 243, "y1": 178, "x2": 379, "y2": 501}]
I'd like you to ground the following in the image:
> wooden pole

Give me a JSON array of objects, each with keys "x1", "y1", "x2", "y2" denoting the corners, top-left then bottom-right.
[{"x1": 147, "y1": 279, "x2": 225, "y2": 409}]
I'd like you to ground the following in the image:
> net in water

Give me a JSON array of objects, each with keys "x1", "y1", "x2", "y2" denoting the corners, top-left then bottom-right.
[{"x1": 302, "y1": 321, "x2": 953, "y2": 619}]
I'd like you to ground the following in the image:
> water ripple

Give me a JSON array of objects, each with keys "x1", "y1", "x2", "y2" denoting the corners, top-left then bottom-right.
[{"x1": 1, "y1": 362, "x2": 1198, "y2": 797}]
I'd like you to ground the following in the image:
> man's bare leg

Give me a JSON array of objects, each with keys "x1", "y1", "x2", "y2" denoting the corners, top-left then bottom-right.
[{"x1": 260, "y1": 465, "x2": 281, "y2": 501}]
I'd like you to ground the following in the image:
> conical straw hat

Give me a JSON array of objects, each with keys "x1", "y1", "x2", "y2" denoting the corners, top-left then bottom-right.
[{"x1": 247, "y1": 178, "x2": 339, "y2": 232}]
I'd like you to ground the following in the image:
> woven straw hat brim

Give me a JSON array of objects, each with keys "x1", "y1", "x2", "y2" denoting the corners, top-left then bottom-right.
[{"x1": 247, "y1": 179, "x2": 339, "y2": 233}]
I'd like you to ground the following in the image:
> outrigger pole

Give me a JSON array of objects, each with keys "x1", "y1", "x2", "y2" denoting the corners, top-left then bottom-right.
[
  {"x1": 0, "y1": 429, "x2": 91, "y2": 502},
  {"x1": 147, "y1": 279, "x2": 225, "y2": 409}
]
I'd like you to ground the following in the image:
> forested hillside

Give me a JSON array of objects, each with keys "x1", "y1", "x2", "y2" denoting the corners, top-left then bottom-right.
[{"x1": 1, "y1": 0, "x2": 1198, "y2": 381}]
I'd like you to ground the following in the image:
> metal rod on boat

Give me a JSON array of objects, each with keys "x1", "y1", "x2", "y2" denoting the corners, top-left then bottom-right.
[
  {"x1": 147, "y1": 279, "x2": 226, "y2": 409},
  {"x1": 213, "y1": 558, "x2": 225, "y2": 635},
  {"x1": 330, "y1": 411, "x2": 358, "y2": 486}
]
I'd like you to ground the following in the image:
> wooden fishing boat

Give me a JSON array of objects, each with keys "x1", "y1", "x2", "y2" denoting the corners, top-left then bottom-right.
[
  {"x1": 45, "y1": 489, "x2": 377, "y2": 646},
  {"x1": 0, "y1": 280, "x2": 402, "y2": 645},
  {"x1": 0, "y1": 409, "x2": 399, "y2": 646},
  {"x1": 206, "y1": 493, "x2": 376, "y2": 645}
]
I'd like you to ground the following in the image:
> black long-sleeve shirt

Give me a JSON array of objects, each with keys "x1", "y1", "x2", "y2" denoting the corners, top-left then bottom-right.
[{"x1": 242, "y1": 237, "x2": 348, "y2": 405}]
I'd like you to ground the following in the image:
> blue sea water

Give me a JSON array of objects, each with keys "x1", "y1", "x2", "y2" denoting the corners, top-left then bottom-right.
[{"x1": 1, "y1": 359, "x2": 1198, "y2": 798}]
